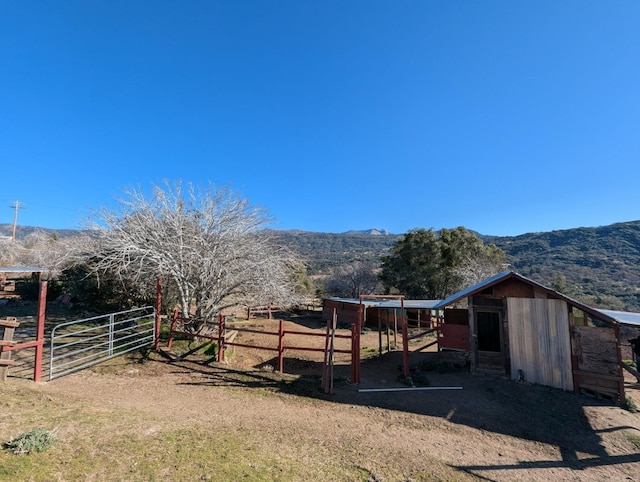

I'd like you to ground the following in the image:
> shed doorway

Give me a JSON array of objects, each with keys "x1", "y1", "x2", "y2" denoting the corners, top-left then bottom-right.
[{"x1": 474, "y1": 310, "x2": 505, "y2": 374}]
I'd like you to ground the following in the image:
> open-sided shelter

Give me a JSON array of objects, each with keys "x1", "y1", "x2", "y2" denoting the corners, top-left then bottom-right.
[
  {"x1": 323, "y1": 297, "x2": 440, "y2": 328},
  {"x1": 435, "y1": 271, "x2": 625, "y2": 400}
]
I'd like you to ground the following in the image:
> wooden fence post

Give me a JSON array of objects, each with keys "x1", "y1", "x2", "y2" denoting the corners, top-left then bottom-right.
[
  {"x1": 278, "y1": 318, "x2": 284, "y2": 372},
  {"x1": 167, "y1": 309, "x2": 178, "y2": 350},
  {"x1": 218, "y1": 315, "x2": 226, "y2": 362},
  {"x1": 33, "y1": 281, "x2": 47, "y2": 382}
]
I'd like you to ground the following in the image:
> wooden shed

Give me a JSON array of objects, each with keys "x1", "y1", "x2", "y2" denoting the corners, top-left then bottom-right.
[{"x1": 435, "y1": 271, "x2": 625, "y2": 401}]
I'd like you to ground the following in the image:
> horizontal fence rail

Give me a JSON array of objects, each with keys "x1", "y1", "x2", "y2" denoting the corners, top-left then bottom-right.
[
  {"x1": 49, "y1": 306, "x2": 156, "y2": 380},
  {"x1": 168, "y1": 315, "x2": 354, "y2": 374}
]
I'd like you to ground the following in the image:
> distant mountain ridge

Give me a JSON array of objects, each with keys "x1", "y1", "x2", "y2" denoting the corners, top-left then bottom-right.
[
  {"x1": 3, "y1": 221, "x2": 640, "y2": 310},
  {"x1": 341, "y1": 228, "x2": 393, "y2": 236}
]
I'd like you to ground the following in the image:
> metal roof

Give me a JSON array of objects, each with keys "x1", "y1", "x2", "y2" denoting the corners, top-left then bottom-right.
[
  {"x1": 597, "y1": 309, "x2": 640, "y2": 327},
  {"x1": 433, "y1": 271, "x2": 514, "y2": 309},
  {"x1": 376, "y1": 299, "x2": 441, "y2": 310},
  {"x1": 0, "y1": 266, "x2": 46, "y2": 272},
  {"x1": 326, "y1": 274, "x2": 640, "y2": 326},
  {"x1": 433, "y1": 270, "x2": 619, "y2": 325},
  {"x1": 324, "y1": 297, "x2": 441, "y2": 310}
]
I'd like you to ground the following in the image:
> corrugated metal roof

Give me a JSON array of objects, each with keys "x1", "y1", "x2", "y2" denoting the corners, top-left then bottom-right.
[
  {"x1": 0, "y1": 266, "x2": 46, "y2": 272},
  {"x1": 324, "y1": 297, "x2": 440, "y2": 310},
  {"x1": 598, "y1": 309, "x2": 640, "y2": 327},
  {"x1": 433, "y1": 270, "x2": 619, "y2": 326},
  {"x1": 376, "y1": 299, "x2": 440, "y2": 309},
  {"x1": 434, "y1": 271, "x2": 514, "y2": 309}
]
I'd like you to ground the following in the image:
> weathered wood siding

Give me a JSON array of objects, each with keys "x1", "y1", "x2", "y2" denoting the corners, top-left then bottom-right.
[
  {"x1": 572, "y1": 325, "x2": 622, "y2": 398},
  {"x1": 507, "y1": 298, "x2": 573, "y2": 391}
]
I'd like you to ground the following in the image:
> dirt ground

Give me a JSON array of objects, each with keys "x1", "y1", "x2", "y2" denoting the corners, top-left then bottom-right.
[{"x1": 4, "y1": 308, "x2": 640, "y2": 480}]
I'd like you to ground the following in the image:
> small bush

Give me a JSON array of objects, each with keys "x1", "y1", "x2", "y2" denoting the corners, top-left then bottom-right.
[
  {"x1": 624, "y1": 396, "x2": 639, "y2": 413},
  {"x1": 4, "y1": 428, "x2": 58, "y2": 454}
]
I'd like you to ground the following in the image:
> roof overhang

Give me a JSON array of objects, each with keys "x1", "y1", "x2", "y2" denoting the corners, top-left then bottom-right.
[{"x1": 434, "y1": 271, "x2": 619, "y2": 326}]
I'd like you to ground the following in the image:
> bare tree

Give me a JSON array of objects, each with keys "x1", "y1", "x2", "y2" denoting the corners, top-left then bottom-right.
[
  {"x1": 84, "y1": 181, "x2": 301, "y2": 319},
  {"x1": 3, "y1": 230, "x2": 81, "y2": 279},
  {"x1": 324, "y1": 261, "x2": 381, "y2": 298}
]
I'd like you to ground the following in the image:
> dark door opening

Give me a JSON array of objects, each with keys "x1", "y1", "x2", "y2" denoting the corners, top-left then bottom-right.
[{"x1": 476, "y1": 311, "x2": 501, "y2": 352}]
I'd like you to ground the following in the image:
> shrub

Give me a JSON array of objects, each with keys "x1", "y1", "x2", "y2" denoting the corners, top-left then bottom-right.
[
  {"x1": 624, "y1": 396, "x2": 639, "y2": 413},
  {"x1": 4, "y1": 428, "x2": 58, "y2": 454}
]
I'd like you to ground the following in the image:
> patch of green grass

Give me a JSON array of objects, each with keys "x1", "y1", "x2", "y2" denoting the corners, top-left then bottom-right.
[
  {"x1": 626, "y1": 432, "x2": 640, "y2": 449},
  {"x1": 3, "y1": 428, "x2": 58, "y2": 455}
]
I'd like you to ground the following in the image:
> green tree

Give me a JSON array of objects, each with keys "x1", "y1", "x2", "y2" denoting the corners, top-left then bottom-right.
[
  {"x1": 380, "y1": 227, "x2": 505, "y2": 299},
  {"x1": 379, "y1": 229, "x2": 442, "y2": 299}
]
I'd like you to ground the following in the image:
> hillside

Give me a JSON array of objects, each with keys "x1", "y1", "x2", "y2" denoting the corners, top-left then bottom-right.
[
  {"x1": 269, "y1": 230, "x2": 401, "y2": 273},
  {"x1": 483, "y1": 221, "x2": 640, "y2": 311},
  {"x1": 3, "y1": 221, "x2": 640, "y2": 311},
  {"x1": 274, "y1": 222, "x2": 640, "y2": 311}
]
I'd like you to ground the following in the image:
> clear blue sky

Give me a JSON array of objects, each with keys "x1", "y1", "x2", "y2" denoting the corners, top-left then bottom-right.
[{"x1": 2, "y1": 2, "x2": 639, "y2": 236}]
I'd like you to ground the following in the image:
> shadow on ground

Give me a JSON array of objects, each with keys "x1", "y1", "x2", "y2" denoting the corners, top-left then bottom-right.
[{"x1": 146, "y1": 347, "x2": 640, "y2": 477}]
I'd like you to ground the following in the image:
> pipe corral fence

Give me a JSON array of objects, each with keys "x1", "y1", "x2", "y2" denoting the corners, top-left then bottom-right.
[{"x1": 49, "y1": 306, "x2": 157, "y2": 380}]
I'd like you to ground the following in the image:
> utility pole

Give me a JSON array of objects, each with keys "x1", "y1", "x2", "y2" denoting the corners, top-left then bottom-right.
[{"x1": 9, "y1": 200, "x2": 21, "y2": 242}]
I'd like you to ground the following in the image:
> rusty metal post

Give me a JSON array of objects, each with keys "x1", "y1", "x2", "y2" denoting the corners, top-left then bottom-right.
[
  {"x1": 154, "y1": 277, "x2": 162, "y2": 351},
  {"x1": 34, "y1": 281, "x2": 47, "y2": 382}
]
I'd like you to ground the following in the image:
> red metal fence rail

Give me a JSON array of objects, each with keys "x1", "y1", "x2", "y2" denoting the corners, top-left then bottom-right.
[{"x1": 167, "y1": 311, "x2": 354, "y2": 375}]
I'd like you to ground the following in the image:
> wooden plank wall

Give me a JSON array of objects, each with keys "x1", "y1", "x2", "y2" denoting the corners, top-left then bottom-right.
[
  {"x1": 573, "y1": 326, "x2": 619, "y2": 375},
  {"x1": 572, "y1": 325, "x2": 623, "y2": 399},
  {"x1": 507, "y1": 298, "x2": 573, "y2": 391}
]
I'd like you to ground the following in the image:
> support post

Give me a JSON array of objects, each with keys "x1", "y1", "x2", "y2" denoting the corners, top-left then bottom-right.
[
  {"x1": 469, "y1": 296, "x2": 477, "y2": 373},
  {"x1": 218, "y1": 315, "x2": 226, "y2": 362},
  {"x1": 386, "y1": 324, "x2": 390, "y2": 351},
  {"x1": 33, "y1": 281, "x2": 47, "y2": 382},
  {"x1": 350, "y1": 324, "x2": 358, "y2": 383},
  {"x1": 167, "y1": 308, "x2": 178, "y2": 350},
  {"x1": 393, "y1": 310, "x2": 398, "y2": 347},
  {"x1": 378, "y1": 312, "x2": 382, "y2": 356},
  {"x1": 322, "y1": 314, "x2": 332, "y2": 391},
  {"x1": 154, "y1": 277, "x2": 162, "y2": 351},
  {"x1": 401, "y1": 299, "x2": 410, "y2": 379},
  {"x1": 278, "y1": 318, "x2": 284, "y2": 372}
]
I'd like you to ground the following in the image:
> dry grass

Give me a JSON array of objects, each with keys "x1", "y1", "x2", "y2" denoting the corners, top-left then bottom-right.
[{"x1": 0, "y1": 364, "x2": 463, "y2": 482}]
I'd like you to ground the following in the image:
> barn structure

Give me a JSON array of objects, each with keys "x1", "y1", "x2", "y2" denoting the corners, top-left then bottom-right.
[{"x1": 435, "y1": 271, "x2": 625, "y2": 400}]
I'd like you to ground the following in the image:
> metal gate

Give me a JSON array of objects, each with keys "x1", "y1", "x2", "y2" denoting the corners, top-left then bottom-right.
[{"x1": 49, "y1": 306, "x2": 156, "y2": 380}]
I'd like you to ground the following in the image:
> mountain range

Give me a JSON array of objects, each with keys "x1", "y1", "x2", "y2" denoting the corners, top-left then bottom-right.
[{"x1": 2, "y1": 221, "x2": 640, "y2": 311}]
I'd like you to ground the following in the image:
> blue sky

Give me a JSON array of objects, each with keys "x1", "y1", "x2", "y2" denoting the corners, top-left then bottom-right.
[{"x1": 2, "y1": 2, "x2": 639, "y2": 236}]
